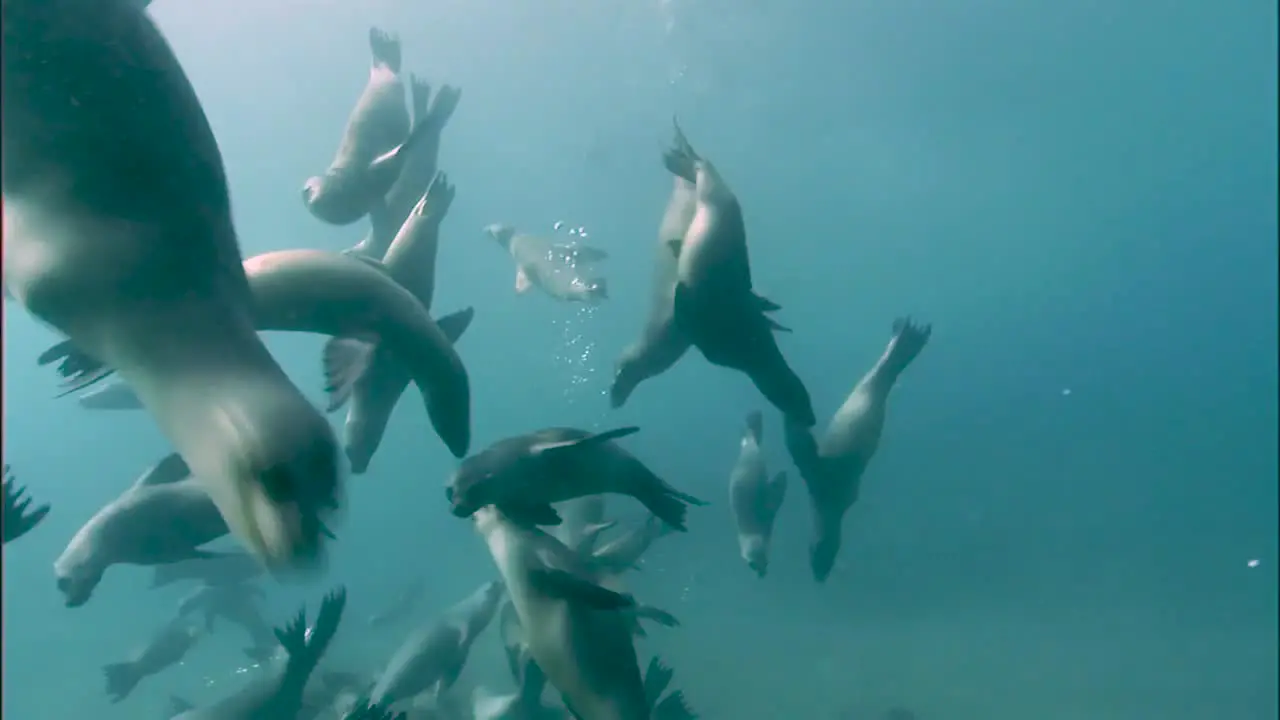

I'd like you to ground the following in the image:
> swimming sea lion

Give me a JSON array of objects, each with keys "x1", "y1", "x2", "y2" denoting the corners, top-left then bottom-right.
[
  {"x1": 473, "y1": 507, "x2": 696, "y2": 720},
  {"x1": 551, "y1": 495, "x2": 610, "y2": 556},
  {"x1": 661, "y1": 120, "x2": 816, "y2": 427},
  {"x1": 2, "y1": 464, "x2": 50, "y2": 544},
  {"x1": 610, "y1": 172, "x2": 697, "y2": 409},
  {"x1": 303, "y1": 29, "x2": 433, "y2": 228},
  {"x1": 484, "y1": 224, "x2": 609, "y2": 304},
  {"x1": 367, "y1": 576, "x2": 427, "y2": 628},
  {"x1": 349, "y1": 79, "x2": 463, "y2": 259},
  {"x1": 103, "y1": 617, "x2": 203, "y2": 703},
  {"x1": 36, "y1": 249, "x2": 474, "y2": 459},
  {"x1": 784, "y1": 318, "x2": 932, "y2": 582},
  {"x1": 177, "y1": 582, "x2": 276, "y2": 658},
  {"x1": 172, "y1": 587, "x2": 347, "y2": 719},
  {"x1": 54, "y1": 453, "x2": 231, "y2": 607},
  {"x1": 4, "y1": 0, "x2": 342, "y2": 570},
  {"x1": 445, "y1": 426, "x2": 706, "y2": 531},
  {"x1": 328, "y1": 172, "x2": 469, "y2": 473},
  {"x1": 369, "y1": 580, "x2": 505, "y2": 708},
  {"x1": 583, "y1": 514, "x2": 675, "y2": 575},
  {"x1": 729, "y1": 411, "x2": 788, "y2": 578}
]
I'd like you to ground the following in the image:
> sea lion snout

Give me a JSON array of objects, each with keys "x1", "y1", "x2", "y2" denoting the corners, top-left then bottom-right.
[{"x1": 56, "y1": 572, "x2": 97, "y2": 608}]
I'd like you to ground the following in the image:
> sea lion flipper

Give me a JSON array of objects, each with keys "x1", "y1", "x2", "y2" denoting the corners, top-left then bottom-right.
[
  {"x1": 530, "y1": 426, "x2": 640, "y2": 458},
  {"x1": 652, "y1": 689, "x2": 698, "y2": 720},
  {"x1": 665, "y1": 238, "x2": 683, "y2": 258},
  {"x1": 643, "y1": 656, "x2": 676, "y2": 707},
  {"x1": 435, "y1": 307, "x2": 475, "y2": 344},
  {"x1": 526, "y1": 569, "x2": 635, "y2": 610},
  {"x1": 322, "y1": 337, "x2": 377, "y2": 412},
  {"x1": 423, "y1": 84, "x2": 463, "y2": 134},
  {"x1": 165, "y1": 695, "x2": 195, "y2": 716},
  {"x1": 514, "y1": 266, "x2": 532, "y2": 293},
  {"x1": 753, "y1": 291, "x2": 782, "y2": 313},
  {"x1": 367, "y1": 27, "x2": 402, "y2": 74},
  {"x1": 135, "y1": 452, "x2": 192, "y2": 487},
  {"x1": 662, "y1": 121, "x2": 698, "y2": 182},
  {"x1": 631, "y1": 603, "x2": 680, "y2": 629},
  {"x1": 409, "y1": 74, "x2": 432, "y2": 119}
]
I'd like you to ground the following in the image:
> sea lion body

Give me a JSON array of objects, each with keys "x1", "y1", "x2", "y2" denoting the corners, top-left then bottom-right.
[
  {"x1": 662, "y1": 123, "x2": 815, "y2": 427},
  {"x1": 302, "y1": 28, "x2": 418, "y2": 227},
  {"x1": 610, "y1": 176, "x2": 697, "y2": 408},
  {"x1": 350, "y1": 80, "x2": 463, "y2": 258},
  {"x1": 178, "y1": 583, "x2": 276, "y2": 657},
  {"x1": 103, "y1": 617, "x2": 203, "y2": 703},
  {"x1": 474, "y1": 507, "x2": 651, "y2": 720},
  {"x1": 336, "y1": 173, "x2": 469, "y2": 472},
  {"x1": 785, "y1": 318, "x2": 932, "y2": 582},
  {"x1": 54, "y1": 454, "x2": 229, "y2": 607},
  {"x1": 3, "y1": 0, "x2": 342, "y2": 571},
  {"x1": 728, "y1": 412, "x2": 788, "y2": 577},
  {"x1": 485, "y1": 224, "x2": 609, "y2": 304},
  {"x1": 446, "y1": 427, "x2": 705, "y2": 531},
  {"x1": 370, "y1": 580, "x2": 505, "y2": 708}
]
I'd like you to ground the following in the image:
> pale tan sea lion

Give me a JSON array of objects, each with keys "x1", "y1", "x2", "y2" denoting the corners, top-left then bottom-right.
[
  {"x1": 3, "y1": 0, "x2": 340, "y2": 570},
  {"x1": 785, "y1": 318, "x2": 932, "y2": 582},
  {"x1": 303, "y1": 29, "x2": 432, "y2": 227},
  {"x1": 484, "y1": 224, "x2": 609, "y2": 304},
  {"x1": 610, "y1": 173, "x2": 697, "y2": 408},
  {"x1": 662, "y1": 120, "x2": 816, "y2": 427},
  {"x1": 728, "y1": 411, "x2": 788, "y2": 577}
]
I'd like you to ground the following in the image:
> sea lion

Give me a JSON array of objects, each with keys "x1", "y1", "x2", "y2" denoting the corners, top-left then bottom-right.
[
  {"x1": 729, "y1": 411, "x2": 788, "y2": 578},
  {"x1": 784, "y1": 318, "x2": 932, "y2": 582},
  {"x1": 583, "y1": 514, "x2": 675, "y2": 575},
  {"x1": 77, "y1": 381, "x2": 144, "y2": 410},
  {"x1": 551, "y1": 495, "x2": 610, "y2": 556},
  {"x1": 445, "y1": 426, "x2": 706, "y2": 531},
  {"x1": 303, "y1": 29, "x2": 433, "y2": 228},
  {"x1": 2, "y1": 464, "x2": 50, "y2": 544},
  {"x1": 37, "y1": 249, "x2": 474, "y2": 459},
  {"x1": 472, "y1": 507, "x2": 696, "y2": 720},
  {"x1": 177, "y1": 582, "x2": 277, "y2": 660},
  {"x1": 469, "y1": 599, "x2": 565, "y2": 720},
  {"x1": 349, "y1": 79, "x2": 463, "y2": 259},
  {"x1": 369, "y1": 580, "x2": 505, "y2": 708},
  {"x1": 610, "y1": 172, "x2": 697, "y2": 409},
  {"x1": 103, "y1": 617, "x2": 203, "y2": 703},
  {"x1": 3, "y1": 0, "x2": 342, "y2": 570},
  {"x1": 328, "y1": 172, "x2": 469, "y2": 473},
  {"x1": 661, "y1": 120, "x2": 816, "y2": 427},
  {"x1": 484, "y1": 224, "x2": 609, "y2": 304},
  {"x1": 172, "y1": 587, "x2": 347, "y2": 719},
  {"x1": 368, "y1": 576, "x2": 428, "y2": 628},
  {"x1": 54, "y1": 453, "x2": 231, "y2": 608}
]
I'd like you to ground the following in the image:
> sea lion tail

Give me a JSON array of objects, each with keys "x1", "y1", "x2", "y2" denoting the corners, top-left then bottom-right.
[
  {"x1": 102, "y1": 661, "x2": 140, "y2": 704},
  {"x1": 367, "y1": 27, "x2": 402, "y2": 74}
]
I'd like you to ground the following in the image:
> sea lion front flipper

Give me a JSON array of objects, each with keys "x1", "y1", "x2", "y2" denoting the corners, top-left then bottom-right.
[
  {"x1": 652, "y1": 690, "x2": 697, "y2": 720},
  {"x1": 497, "y1": 501, "x2": 563, "y2": 527},
  {"x1": 435, "y1": 307, "x2": 476, "y2": 344},
  {"x1": 165, "y1": 695, "x2": 196, "y2": 717},
  {"x1": 753, "y1": 291, "x2": 782, "y2": 313},
  {"x1": 322, "y1": 337, "x2": 377, "y2": 412},
  {"x1": 135, "y1": 452, "x2": 192, "y2": 487},
  {"x1": 526, "y1": 569, "x2": 636, "y2": 610},
  {"x1": 631, "y1": 603, "x2": 681, "y2": 629},
  {"x1": 514, "y1": 266, "x2": 532, "y2": 293},
  {"x1": 367, "y1": 27, "x2": 402, "y2": 74},
  {"x1": 530, "y1": 426, "x2": 640, "y2": 458},
  {"x1": 662, "y1": 117, "x2": 699, "y2": 183},
  {"x1": 665, "y1": 238, "x2": 683, "y2": 258},
  {"x1": 38, "y1": 339, "x2": 118, "y2": 395}
]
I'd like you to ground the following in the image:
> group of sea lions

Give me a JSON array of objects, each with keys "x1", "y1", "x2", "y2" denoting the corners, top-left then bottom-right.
[{"x1": 2, "y1": 0, "x2": 933, "y2": 717}]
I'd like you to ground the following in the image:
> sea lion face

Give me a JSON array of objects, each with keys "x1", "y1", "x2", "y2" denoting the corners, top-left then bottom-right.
[
  {"x1": 446, "y1": 456, "x2": 503, "y2": 518},
  {"x1": 483, "y1": 223, "x2": 515, "y2": 250},
  {"x1": 54, "y1": 563, "x2": 103, "y2": 608},
  {"x1": 739, "y1": 535, "x2": 769, "y2": 578}
]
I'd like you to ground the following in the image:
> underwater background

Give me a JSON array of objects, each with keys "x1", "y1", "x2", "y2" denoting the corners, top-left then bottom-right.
[{"x1": 2, "y1": 0, "x2": 1276, "y2": 718}]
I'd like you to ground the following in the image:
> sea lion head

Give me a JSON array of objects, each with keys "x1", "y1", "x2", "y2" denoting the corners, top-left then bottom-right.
[
  {"x1": 53, "y1": 538, "x2": 105, "y2": 608},
  {"x1": 301, "y1": 174, "x2": 356, "y2": 225},
  {"x1": 739, "y1": 535, "x2": 770, "y2": 578},
  {"x1": 445, "y1": 449, "x2": 513, "y2": 518},
  {"x1": 483, "y1": 223, "x2": 516, "y2": 251}
]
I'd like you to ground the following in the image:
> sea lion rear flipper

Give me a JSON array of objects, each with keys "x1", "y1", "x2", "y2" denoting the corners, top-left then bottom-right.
[
  {"x1": 367, "y1": 27, "x2": 402, "y2": 74},
  {"x1": 165, "y1": 694, "x2": 196, "y2": 717},
  {"x1": 514, "y1": 266, "x2": 532, "y2": 293},
  {"x1": 526, "y1": 569, "x2": 635, "y2": 610},
  {"x1": 498, "y1": 501, "x2": 563, "y2": 527},
  {"x1": 662, "y1": 118, "x2": 699, "y2": 183},
  {"x1": 530, "y1": 426, "x2": 640, "y2": 458},
  {"x1": 409, "y1": 74, "x2": 432, "y2": 119},
  {"x1": 652, "y1": 689, "x2": 697, "y2": 720},
  {"x1": 642, "y1": 657, "x2": 675, "y2": 707},
  {"x1": 38, "y1": 339, "x2": 118, "y2": 396},
  {"x1": 423, "y1": 84, "x2": 463, "y2": 134},
  {"x1": 274, "y1": 586, "x2": 348, "y2": 670},
  {"x1": 322, "y1": 337, "x2": 377, "y2": 412},
  {"x1": 435, "y1": 307, "x2": 475, "y2": 344}
]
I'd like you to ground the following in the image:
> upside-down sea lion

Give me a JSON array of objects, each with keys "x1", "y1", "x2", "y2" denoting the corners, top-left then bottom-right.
[
  {"x1": 784, "y1": 318, "x2": 932, "y2": 582},
  {"x1": 484, "y1": 224, "x2": 609, "y2": 304},
  {"x1": 445, "y1": 426, "x2": 706, "y2": 531},
  {"x1": 728, "y1": 411, "x2": 788, "y2": 577},
  {"x1": 303, "y1": 29, "x2": 433, "y2": 228},
  {"x1": 349, "y1": 79, "x2": 463, "y2": 259},
  {"x1": 610, "y1": 171, "x2": 698, "y2": 409},
  {"x1": 662, "y1": 120, "x2": 815, "y2": 427},
  {"x1": 3, "y1": 0, "x2": 342, "y2": 570}
]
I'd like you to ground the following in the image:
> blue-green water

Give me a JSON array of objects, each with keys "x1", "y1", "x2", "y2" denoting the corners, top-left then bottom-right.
[{"x1": 3, "y1": 1, "x2": 1276, "y2": 718}]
